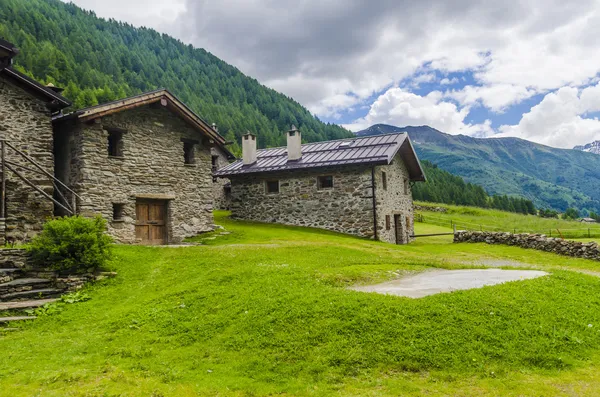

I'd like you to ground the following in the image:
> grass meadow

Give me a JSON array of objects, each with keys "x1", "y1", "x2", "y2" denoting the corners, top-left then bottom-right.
[
  {"x1": 415, "y1": 201, "x2": 600, "y2": 240},
  {"x1": 1, "y1": 212, "x2": 600, "y2": 396}
]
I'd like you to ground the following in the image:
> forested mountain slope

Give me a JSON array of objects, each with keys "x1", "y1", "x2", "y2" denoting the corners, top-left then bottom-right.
[
  {"x1": 413, "y1": 161, "x2": 536, "y2": 215},
  {"x1": 358, "y1": 124, "x2": 600, "y2": 213},
  {"x1": 0, "y1": 0, "x2": 352, "y2": 153}
]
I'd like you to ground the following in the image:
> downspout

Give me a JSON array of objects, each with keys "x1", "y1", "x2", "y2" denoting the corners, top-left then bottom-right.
[{"x1": 371, "y1": 166, "x2": 377, "y2": 240}]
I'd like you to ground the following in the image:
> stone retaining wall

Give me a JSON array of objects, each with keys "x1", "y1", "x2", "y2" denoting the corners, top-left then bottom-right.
[{"x1": 454, "y1": 231, "x2": 600, "y2": 261}]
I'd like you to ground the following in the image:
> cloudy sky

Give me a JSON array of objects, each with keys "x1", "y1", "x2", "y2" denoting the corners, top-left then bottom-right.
[{"x1": 68, "y1": 0, "x2": 600, "y2": 148}]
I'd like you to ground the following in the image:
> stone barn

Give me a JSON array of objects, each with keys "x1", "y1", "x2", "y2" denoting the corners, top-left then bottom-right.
[
  {"x1": 52, "y1": 89, "x2": 234, "y2": 244},
  {"x1": 0, "y1": 38, "x2": 72, "y2": 243},
  {"x1": 214, "y1": 127, "x2": 426, "y2": 244}
]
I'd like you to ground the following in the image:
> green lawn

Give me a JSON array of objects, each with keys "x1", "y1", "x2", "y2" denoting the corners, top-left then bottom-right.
[
  {"x1": 2, "y1": 212, "x2": 600, "y2": 396},
  {"x1": 416, "y1": 201, "x2": 600, "y2": 240}
]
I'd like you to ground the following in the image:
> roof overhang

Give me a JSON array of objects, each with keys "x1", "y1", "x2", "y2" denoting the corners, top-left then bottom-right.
[
  {"x1": 53, "y1": 89, "x2": 235, "y2": 159},
  {"x1": 0, "y1": 67, "x2": 71, "y2": 110},
  {"x1": 392, "y1": 135, "x2": 426, "y2": 182},
  {"x1": 216, "y1": 158, "x2": 389, "y2": 177}
]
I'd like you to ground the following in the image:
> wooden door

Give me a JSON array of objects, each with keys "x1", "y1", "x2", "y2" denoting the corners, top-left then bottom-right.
[
  {"x1": 394, "y1": 214, "x2": 405, "y2": 245},
  {"x1": 135, "y1": 200, "x2": 167, "y2": 245}
]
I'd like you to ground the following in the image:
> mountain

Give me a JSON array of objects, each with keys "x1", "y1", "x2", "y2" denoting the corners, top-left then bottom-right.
[
  {"x1": 357, "y1": 124, "x2": 600, "y2": 213},
  {"x1": 413, "y1": 161, "x2": 536, "y2": 215},
  {"x1": 574, "y1": 141, "x2": 600, "y2": 155},
  {"x1": 0, "y1": 0, "x2": 352, "y2": 155}
]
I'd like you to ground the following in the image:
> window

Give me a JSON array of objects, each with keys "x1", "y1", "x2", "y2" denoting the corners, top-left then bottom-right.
[
  {"x1": 404, "y1": 178, "x2": 409, "y2": 195},
  {"x1": 385, "y1": 215, "x2": 391, "y2": 230},
  {"x1": 211, "y1": 155, "x2": 219, "y2": 172},
  {"x1": 266, "y1": 180, "x2": 279, "y2": 194},
  {"x1": 224, "y1": 185, "x2": 231, "y2": 198},
  {"x1": 382, "y1": 171, "x2": 387, "y2": 190},
  {"x1": 107, "y1": 130, "x2": 123, "y2": 157},
  {"x1": 317, "y1": 175, "x2": 334, "y2": 190},
  {"x1": 112, "y1": 203, "x2": 124, "y2": 221},
  {"x1": 183, "y1": 141, "x2": 195, "y2": 165}
]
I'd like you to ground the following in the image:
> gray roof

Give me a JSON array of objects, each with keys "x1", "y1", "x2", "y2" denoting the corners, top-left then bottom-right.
[{"x1": 215, "y1": 132, "x2": 426, "y2": 181}]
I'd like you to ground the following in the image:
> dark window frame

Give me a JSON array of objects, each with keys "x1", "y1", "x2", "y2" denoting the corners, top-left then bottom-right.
[
  {"x1": 385, "y1": 215, "x2": 391, "y2": 230},
  {"x1": 107, "y1": 130, "x2": 124, "y2": 157},
  {"x1": 317, "y1": 175, "x2": 334, "y2": 190},
  {"x1": 112, "y1": 203, "x2": 125, "y2": 222},
  {"x1": 183, "y1": 141, "x2": 196, "y2": 165},
  {"x1": 266, "y1": 180, "x2": 280, "y2": 194}
]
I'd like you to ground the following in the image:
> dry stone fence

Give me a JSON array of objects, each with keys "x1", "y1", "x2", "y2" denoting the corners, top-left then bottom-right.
[{"x1": 454, "y1": 231, "x2": 600, "y2": 261}]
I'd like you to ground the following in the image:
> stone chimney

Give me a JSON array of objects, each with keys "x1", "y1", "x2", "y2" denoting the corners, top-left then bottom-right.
[
  {"x1": 211, "y1": 123, "x2": 218, "y2": 133},
  {"x1": 287, "y1": 125, "x2": 302, "y2": 161},
  {"x1": 242, "y1": 132, "x2": 257, "y2": 165}
]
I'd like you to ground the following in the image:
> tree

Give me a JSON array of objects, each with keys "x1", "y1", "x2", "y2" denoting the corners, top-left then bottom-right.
[{"x1": 564, "y1": 208, "x2": 580, "y2": 220}]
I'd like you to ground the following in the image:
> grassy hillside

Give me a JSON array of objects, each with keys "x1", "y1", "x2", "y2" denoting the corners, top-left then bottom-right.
[
  {"x1": 3, "y1": 213, "x2": 600, "y2": 395},
  {"x1": 358, "y1": 124, "x2": 600, "y2": 214},
  {"x1": 0, "y1": 0, "x2": 352, "y2": 153},
  {"x1": 416, "y1": 201, "x2": 600, "y2": 239}
]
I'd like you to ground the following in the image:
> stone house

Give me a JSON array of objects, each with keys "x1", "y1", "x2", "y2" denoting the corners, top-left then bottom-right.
[
  {"x1": 52, "y1": 89, "x2": 234, "y2": 244},
  {"x1": 0, "y1": 38, "x2": 71, "y2": 243},
  {"x1": 214, "y1": 127, "x2": 426, "y2": 244},
  {"x1": 211, "y1": 145, "x2": 233, "y2": 210}
]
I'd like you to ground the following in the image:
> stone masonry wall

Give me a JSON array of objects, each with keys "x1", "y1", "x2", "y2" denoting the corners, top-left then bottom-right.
[
  {"x1": 375, "y1": 153, "x2": 414, "y2": 244},
  {"x1": 230, "y1": 166, "x2": 375, "y2": 238},
  {"x1": 0, "y1": 77, "x2": 54, "y2": 242},
  {"x1": 211, "y1": 147, "x2": 231, "y2": 210},
  {"x1": 54, "y1": 105, "x2": 215, "y2": 244},
  {"x1": 454, "y1": 231, "x2": 600, "y2": 261}
]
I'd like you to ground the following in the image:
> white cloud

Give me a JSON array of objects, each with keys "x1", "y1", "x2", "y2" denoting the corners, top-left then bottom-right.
[
  {"x1": 440, "y1": 77, "x2": 459, "y2": 85},
  {"x1": 498, "y1": 84, "x2": 600, "y2": 148},
  {"x1": 343, "y1": 87, "x2": 493, "y2": 137},
  {"x1": 447, "y1": 84, "x2": 538, "y2": 112}
]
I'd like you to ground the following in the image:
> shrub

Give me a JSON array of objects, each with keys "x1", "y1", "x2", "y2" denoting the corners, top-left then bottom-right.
[{"x1": 27, "y1": 216, "x2": 113, "y2": 273}]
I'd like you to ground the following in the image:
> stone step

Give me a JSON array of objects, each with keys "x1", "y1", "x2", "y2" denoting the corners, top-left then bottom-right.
[
  {"x1": 0, "y1": 298, "x2": 58, "y2": 311},
  {"x1": 0, "y1": 268, "x2": 22, "y2": 283},
  {"x1": 0, "y1": 278, "x2": 52, "y2": 294},
  {"x1": 0, "y1": 316, "x2": 36, "y2": 323},
  {"x1": 0, "y1": 288, "x2": 64, "y2": 302}
]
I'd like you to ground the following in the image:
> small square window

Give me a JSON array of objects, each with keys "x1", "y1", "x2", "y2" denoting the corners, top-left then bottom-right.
[
  {"x1": 266, "y1": 180, "x2": 279, "y2": 194},
  {"x1": 112, "y1": 203, "x2": 124, "y2": 221},
  {"x1": 107, "y1": 130, "x2": 123, "y2": 157},
  {"x1": 184, "y1": 142, "x2": 195, "y2": 164},
  {"x1": 382, "y1": 171, "x2": 387, "y2": 190},
  {"x1": 386, "y1": 215, "x2": 391, "y2": 230},
  {"x1": 317, "y1": 175, "x2": 334, "y2": 190}
]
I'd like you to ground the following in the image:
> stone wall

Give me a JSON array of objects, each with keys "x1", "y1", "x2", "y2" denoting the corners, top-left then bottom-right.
[
  {"x1": 375, "y1": 153, "x2": 414, "y2": 244},
  {"x1": 0, "y1": 77, "x2": 55, "y2": 242},
  {"x1": 211, "y1": 147, "x2": 231, "y2": 210},
  {"x1": 229, "y1": 166, "x2": 375, "y2": 238},
  {"x1": 454, "y1": 231, "x2": 600, "y2": 261},
  {"x1": 53, "y1": 105, "x2": 215, "y2": 244}
]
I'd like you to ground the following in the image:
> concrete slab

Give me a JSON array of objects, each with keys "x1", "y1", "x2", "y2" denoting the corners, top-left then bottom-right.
[{"x1": 351, "y1": 269, "x2": 549, "y2": 298}]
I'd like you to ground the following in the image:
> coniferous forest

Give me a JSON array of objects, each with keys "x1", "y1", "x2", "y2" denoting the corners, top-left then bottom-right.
[
  {"x1": 413, "y1": 161, "x2": 537, "y2": 215},
  {"x1": 0, "y1": 0, "x2": 352, "y2": 154}
]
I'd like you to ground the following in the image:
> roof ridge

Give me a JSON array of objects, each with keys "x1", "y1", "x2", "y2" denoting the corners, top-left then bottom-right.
[{"x1": 258, "y1": 131, "x2": 407, "y2": 152}]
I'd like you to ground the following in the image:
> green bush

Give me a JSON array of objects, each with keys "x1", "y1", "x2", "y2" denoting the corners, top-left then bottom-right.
[{"x1": 27, "y1": 216, "x2": 113, "y2": 273}]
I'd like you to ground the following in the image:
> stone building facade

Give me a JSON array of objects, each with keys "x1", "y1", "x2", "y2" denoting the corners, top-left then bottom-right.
[
  {"x1": 229, "y1": 165, "x2": 375, "y2": 237},
  {"x1": 216, "y1": 130, "x2": 425, "y2": 244},
  {"x1": 53, "y1": 90, "x2": 233, "y2": 244},
  {"x1": 0, "y1": 39, "x2": 71, "y2": 243}
]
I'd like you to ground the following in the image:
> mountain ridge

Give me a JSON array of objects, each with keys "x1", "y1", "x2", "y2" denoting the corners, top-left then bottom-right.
[
  {"x1": 574, "y1": 141, "x2": 600, "y2": 155},
  {"x1": 357, "y1": 124, "x2": 600, "y2": 213}
]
